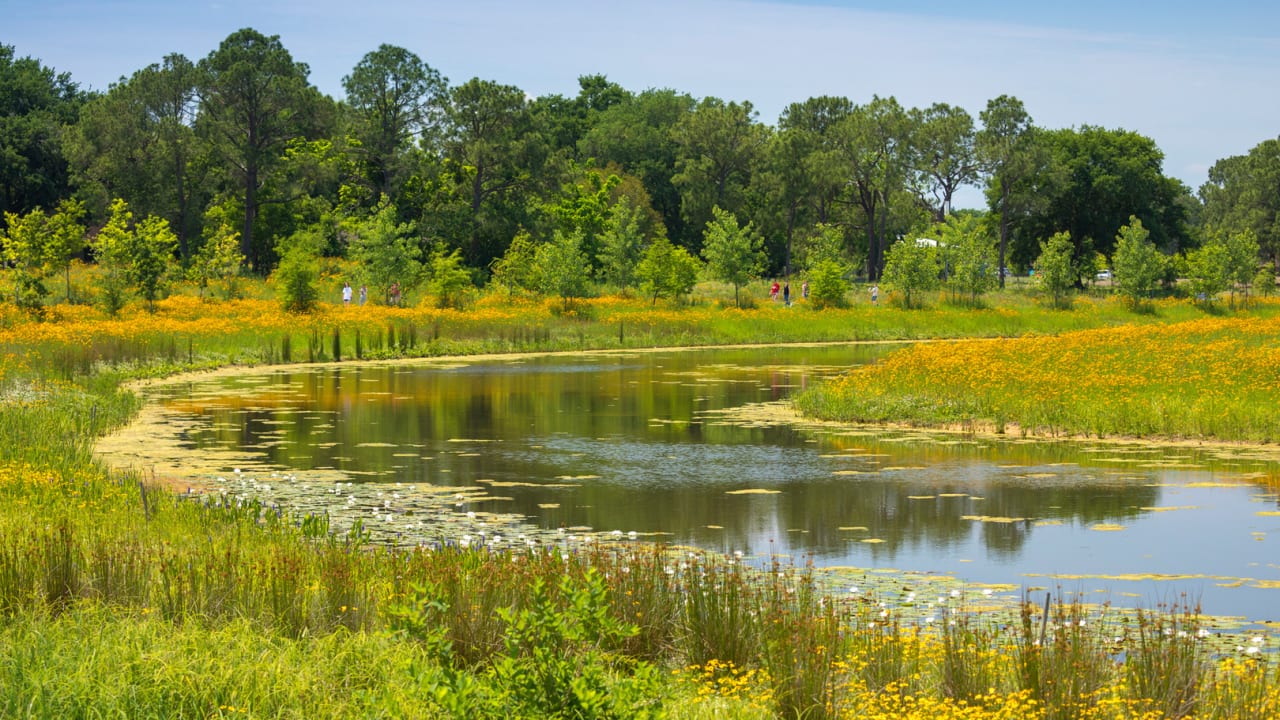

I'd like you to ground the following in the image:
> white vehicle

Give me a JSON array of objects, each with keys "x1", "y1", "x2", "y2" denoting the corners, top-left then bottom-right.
[{"x1": 1096, "y1": 269, "x2": 1112, "y2": 281}]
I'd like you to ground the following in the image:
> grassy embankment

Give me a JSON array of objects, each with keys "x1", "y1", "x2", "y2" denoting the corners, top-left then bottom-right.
[
  {"x1": 794, "y1": 312, "x2": 1280, "y2": 444},
  {"x1": 1, "y1": 282, "x2": 1278, "y2": 718}
]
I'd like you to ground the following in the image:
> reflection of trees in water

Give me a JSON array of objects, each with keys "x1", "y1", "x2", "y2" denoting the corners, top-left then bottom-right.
[{"x1": 159, "y1": 351, "x2": 1255, "y2": 567}]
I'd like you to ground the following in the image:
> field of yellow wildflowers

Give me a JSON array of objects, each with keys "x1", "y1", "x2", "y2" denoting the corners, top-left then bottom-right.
[{"x1": 798, "y1": 315, "x2": 1280, "y2": 443}]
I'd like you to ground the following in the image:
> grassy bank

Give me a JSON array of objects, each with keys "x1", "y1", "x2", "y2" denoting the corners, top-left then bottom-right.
[
  {"x1": 2, "y1": 287, "x2": 1279, "y2": 717},
  {"x1": 795, "y1": 314, "x2": 1280, "y2": 443}
]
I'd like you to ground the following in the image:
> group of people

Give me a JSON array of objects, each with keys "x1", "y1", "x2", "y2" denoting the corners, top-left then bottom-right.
[
  {"x1": 770, "y1": 279, "x2": 879, "y2": 305},
  {"x1": 769, "y1": 280, "x2": 808, "y2": 305},
  {"x1": 342, "y1": 282, "x2": 401, "y2": 306},
  {"x1": 770, "y1": 279, "x2": 811, "y2": 306}
]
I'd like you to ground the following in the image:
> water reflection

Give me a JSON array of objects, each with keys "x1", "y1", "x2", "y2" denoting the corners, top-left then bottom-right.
[{"x1": 147, "y1": 345, "x2": 1280, "y2": 622}]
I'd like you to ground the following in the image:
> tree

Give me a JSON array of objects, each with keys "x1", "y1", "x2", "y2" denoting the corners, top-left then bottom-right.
[
  {"x1": 1200, "y1": 138, "x2": 1280, "y2": 270},
  {"x1": 596, "y1": 194, "x2": 646, "y2": 289},
  {"x1": 198, "y1": 28, "x2": 314, "y2": 268},
  {"x1": 345, "y1": 200, "x2": 422, "y2": 305},
  {"x1": 939, "y1": 213, "x2": 997, "y2": 305},
  {"x1": 580, "y1": 89, "x2": 694, "y2": 247},
  {"x1": 635, "y1": 236, "x2": 699, "y2": 305},
  {"x1": 1221, "y1": 229, "x2": 1261, "y2": 307},
  {"x1": 534, "y1": 230, "x2": 591, "y2": 310},
  {"x1": 130, "y1": 215, "x2": 178, "y2": 312},
  {"x1": 273, "y1": 226, "x2": 323, "y2": 313},
  {"x1": 343, "y1": 45, "x2": 447, "y2": 197},
  {"x1": 700, "y1": 207, "x2": 764, "y2": 307},
  {"x1": 1, "y1": 208, "x2": 50, "y2": 310},
  {"x1": 804, "y1": 224, "x2": 853, "y2": 308},
  {"x1": 190, "y1": 204, "x2": 244, "y2": 300},
  {"x1": 772, "y1": 96, "x2": 854, "y2": 277},
  {"x1": 834, "y1": 95, "x2": 914, "y2": 281},
  {"x1": 545, "y1": 169, "x2": 619, "y2": 270},
  {"x1": 43, "y1": 198, "x2": 86, "y2": 302},
  {"x1": 913, "y1": 103, "x2": 979, "y2": 221},
  {"x1": 1112, "y1": 216, "x2": 1165, "y2": 308},
  {"x1": 442, "y1": 78, "x2": 549, "y2": 268},
  {"x1": 425, "y1": 246, "x2": 473, "y2": 308},
  {"x1": 489, "y1": 230, "x2": 539, "y2": 299},
  {"x1": 90, "y1": 199, "x2": 135, "y2": 315},
  {"x1": 1033, "y1": 231, "x2": 1077, "y2": 309},
  {"x1": 1184, "y1": 241, "x2": 1230, "y2": 305},
  {"x1": 0, "y1": 44, "x2": 86, "y2": 218},
  {"x1": 1013, "y1": 126, "x2": 1187, "y2": 273},
  {"x1": 67, "y1": 54, "x2": 205, "y2": 258},
  {"x1": 671, "y1": 98, "x2": 768, "y2": 252},
  {"x1": 881, "y1": 237, "x2": 941, "y2": 309},
  {"x1": 976, "y1": 95, "x2": 1038, "y2": 288}
]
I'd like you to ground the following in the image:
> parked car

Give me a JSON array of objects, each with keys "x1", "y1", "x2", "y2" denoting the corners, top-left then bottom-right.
[{"x1": 1096, "y1": 269, "x2": 1112, "y2": 281}]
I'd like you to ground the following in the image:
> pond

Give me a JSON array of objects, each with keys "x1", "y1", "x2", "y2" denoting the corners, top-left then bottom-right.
[{"x1": 115, "y1": 344, "x2": 1280, "y2": 626}]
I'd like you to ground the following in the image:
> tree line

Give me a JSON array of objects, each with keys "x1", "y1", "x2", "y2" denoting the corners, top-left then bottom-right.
[{"x1": 1, "y1": 30, "x2": 1278, "y2": 311}]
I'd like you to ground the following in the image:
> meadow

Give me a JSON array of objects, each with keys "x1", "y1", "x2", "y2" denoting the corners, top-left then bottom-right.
[{"x1": 2, "y1": 275, "x2": 1279, "y2": 718}]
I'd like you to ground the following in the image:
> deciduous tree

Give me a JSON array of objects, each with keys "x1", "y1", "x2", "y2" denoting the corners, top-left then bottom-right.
[
  {"x1": 700, "y1": 207, "x2": 763, "y2": 307},
  {"x1": 1033, "y1": 231, "x2": 1077, "y2": 309},
  {"x1": 1113, "y1": 216, "x2": 1165, "y2": 308},
  {"x1": 881, "y1": 236, "x2": 940, "y2": 309}
]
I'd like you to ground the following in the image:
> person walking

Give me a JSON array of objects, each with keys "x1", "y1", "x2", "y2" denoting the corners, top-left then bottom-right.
[
  {"x1": 870, "y1": 284, "x2": 879, "y2": 305},
  {"x1": 342, "y1": 282, "x2": 353, "y2": 305},
  {"x1": 358, "y1": 285, "x2": 367, "y2": 306},
  {"x1": 801, "y1": 280, "x2": 809, "y2": 301},
  {"x1": 783, "y1": 282, "x2": 791, "y2": 306}
]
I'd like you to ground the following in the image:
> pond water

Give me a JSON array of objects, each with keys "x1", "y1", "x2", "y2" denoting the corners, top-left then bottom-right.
[{"x1": 135, "y1": 344, "x2": 1280, "y2": 625}]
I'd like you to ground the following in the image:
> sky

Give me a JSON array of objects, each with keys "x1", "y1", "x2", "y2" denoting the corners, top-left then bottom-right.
[{"x1": 6, "y1": 0, "x2": 1280, "y2": 209}]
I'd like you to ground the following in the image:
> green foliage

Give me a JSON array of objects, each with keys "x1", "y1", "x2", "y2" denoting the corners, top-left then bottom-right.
[
  {"x1": 1033, "y1": 231, "x2": 1077, "y2": 309},
  {"x1": 489, "y1": 230, "x2": 539, "y2": 299},
  {"x1": 190, "y1": 206, "x2": 245, "y2": 300},
  {"x1": 273, "y1": 227, "x2": 323, "y2": 313},
  {"x1": 535, "y1": 230, "x2": 592, "y2": 310},
  {"x1": 1113, "y1": 216, "x2": 1166, "y2": 308},
  {"x1": 425, "y1": 246, "x2": 473, "y2": 308},
  {"x1": 939, "y1": 213, "x2": 997, "y2": 305},
  {"x1": 0, "y1": 199, "x2": 84, "y2": 309},
  {"x1": 492, "y1": 570, "x2": 654, "y2": 719},
  {"x1": 1011, "y1": 126, "x2": 1187, "y2": 270},
  {"x1": 1254, "y1": 264, "x2": 1277, "y2": 298},
  {"x1": 343, "y1": 44, "x2": 447, "y2": 196},
  {"x1": 42, "y1": 199, "x2": 87, "y2": 302},
  {"x1": 345, "y1": 200, "x2": 422, "y2": 305},
  {"x1": 597, "y1": 194, "x2": 646, "y2": 289},
  {"x1": 1, "y1": 207, "x2": 51, "y2": 311},
  {"x1": 1221, "y1": 229, "x2": 1261, "y2": 306},
  {"x1": 881, "y1": 236, "x2": 941, "y2": 309},
  {"x1": 700, "y1": 207, "x2": 764, "y2": 307},
  {"x1": 1185, "y1": 241, "x2": 1231, "y2": 305},
  {"x1": 547, "y1": 170, "x2": 620, "y2": 268},
  {"x1": 1201, "y1": 137, "x2": 1280, "y2": 269},
  {"x1": 804, "y1": 224, "x2": 852, "y2": 308},
  {"x1": 130, "y1": 215, "x2": 179, "y2": 312},
  {"x1": 90, "y1": 199, "x2": 136, "y2": 315},
  {"x1": 635, "y1": 236, "x2": 699, "y2": 304}
]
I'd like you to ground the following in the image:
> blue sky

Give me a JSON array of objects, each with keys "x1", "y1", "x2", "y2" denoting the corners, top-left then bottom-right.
[{"x1": 6, "y1": 0, "x2": 1280, "y2": 208}]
